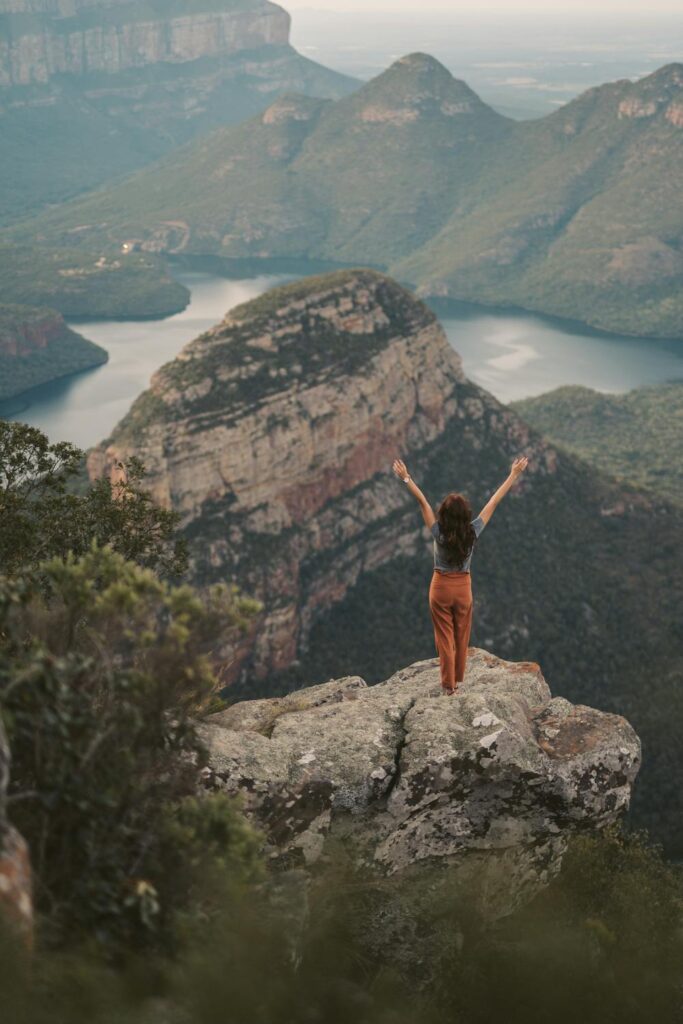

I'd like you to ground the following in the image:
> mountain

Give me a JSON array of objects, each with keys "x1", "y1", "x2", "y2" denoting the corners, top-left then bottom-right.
[
  {"x1": 512, "y1": 382, "x2": 683, "y2": 506},
  {"x1": 0, "y1": 303, "x2": 107, "y2": 401},
  {"x1": 86, "y1": 268, "x2": 683, "y2": 852},
  {"x1": 8, "y1": 53, "x2": 509, "y2": 263},
  {"x1": 9, "y1": 56, "x2": 683, "y2": 337},
  {"x1": 399, "y1": 63, "x2": 683, "y2": 338},
  {"x1": 0, "y1": 0, "x2": 356, "y2": 224}
]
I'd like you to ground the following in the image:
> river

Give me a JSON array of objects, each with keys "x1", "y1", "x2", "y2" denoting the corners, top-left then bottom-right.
[{"x1": 3, "y1": 268, "x2": 683, "y2": 449}]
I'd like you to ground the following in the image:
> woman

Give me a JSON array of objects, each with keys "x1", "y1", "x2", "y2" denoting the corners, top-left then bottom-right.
[{"x1": 392, "y1": 455, "x2": 529, "y2": 695}]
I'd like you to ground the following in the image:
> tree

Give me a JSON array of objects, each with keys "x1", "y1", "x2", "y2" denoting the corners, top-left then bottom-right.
[
  {"x1": 0, "y1": 544, "x2": 259, "y2": 945},
  {"x1": 0, "y1": 421, "x2": 186, "y2": 578}
]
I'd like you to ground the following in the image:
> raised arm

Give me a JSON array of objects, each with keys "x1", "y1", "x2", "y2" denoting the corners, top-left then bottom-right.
[
  {"x1": 478, "y1": 456, "x2": 529, "y2": 525},
  {"x1": 392, "y1": 459, "x2": 436, "y2": 530}
]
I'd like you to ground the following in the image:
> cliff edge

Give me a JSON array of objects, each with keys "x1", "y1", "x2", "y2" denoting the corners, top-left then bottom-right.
[{"x1": 201, "y1": 649, "x2": 640, "y2": 914}]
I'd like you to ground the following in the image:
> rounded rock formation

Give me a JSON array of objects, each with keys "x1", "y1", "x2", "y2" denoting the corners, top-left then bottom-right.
[{"x1": 200, "y1": 648, "x2": 640, "y2": 915}]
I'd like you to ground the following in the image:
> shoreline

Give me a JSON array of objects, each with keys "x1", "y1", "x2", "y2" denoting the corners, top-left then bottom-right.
[{"x1": 46, "y1": 254, "x2": 683, "y2": 349}]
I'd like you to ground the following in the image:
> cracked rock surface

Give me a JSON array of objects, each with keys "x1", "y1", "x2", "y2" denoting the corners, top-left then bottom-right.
[{"x1": 200, "y1": 649, "x2": 640, "y2": 892}]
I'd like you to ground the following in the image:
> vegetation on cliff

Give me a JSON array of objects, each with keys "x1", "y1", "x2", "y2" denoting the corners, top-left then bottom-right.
[
  {"x1": 0, "y1": 421, "x2": 187, "y2": 577},
  {"x1": 9, "y1": 56, "x2": 683, "y2": 336},
  {"x1": 88, "y1": 268, "x2": 683, "y2": 856},
  {"x1": 0, "y1": 420, "x2": 260, "y2": 945},
  {"x1": 0, "y1": 418, "x2": 682, "y2": 1021},
  {"x1": 512, "y1": 382, "x2": 683, "y2": 506},
  {"x1": 0, "y1": 0, "x2": 356, "y2": 225},
  {"x1": 0, "y1": 303, "x2": 107, "y2": 402},
  {"x1": 0, "y1": 243, "x2": 189, "y2": 319}
]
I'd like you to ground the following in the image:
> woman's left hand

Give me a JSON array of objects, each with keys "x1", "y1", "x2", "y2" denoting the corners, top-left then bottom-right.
[
  {"x1": 393, "y1": 458, "x2": 409, "y2": 481},
  {"x1": 509, "y1": 456, "x2": 529, "y2": 480}
]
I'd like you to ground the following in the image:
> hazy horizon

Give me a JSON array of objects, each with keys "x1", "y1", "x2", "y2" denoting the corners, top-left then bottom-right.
[
  {"x1": 287, "y1": 0, "x2": 683, "y2": 13},
  {"x1": 289, "y1": 3, "x2": 682, "y2": 117}
]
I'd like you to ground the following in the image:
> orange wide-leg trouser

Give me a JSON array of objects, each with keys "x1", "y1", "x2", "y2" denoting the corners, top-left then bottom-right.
[{"x1": 428, "y1": 570, "x2": 473, "y2": 689}]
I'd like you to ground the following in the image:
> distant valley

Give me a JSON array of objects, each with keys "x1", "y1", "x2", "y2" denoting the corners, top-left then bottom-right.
[
  {"x1": 7, "y1": 53, "x2": 683, "y2": 340},
  {"x1": 0, "y1": 0, "x2": 356, "y2": 225},
  {"x1": 86, "y1": 268, "x2": 683, "y2": 852},
  {"x1": 513, "y1": 382, "x2": 683, "y2": 506}
]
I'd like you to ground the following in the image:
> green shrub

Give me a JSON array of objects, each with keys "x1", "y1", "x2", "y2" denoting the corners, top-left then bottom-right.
[
  {"x1": 0, "y1": 544, "x2": 258, "y2": 947},
  {"x1": 1, "y1": 822, "x2": 682, "y2": 1024},
  {"x1": 0, "y1": 420, "x2": 186, "y2": 577}
]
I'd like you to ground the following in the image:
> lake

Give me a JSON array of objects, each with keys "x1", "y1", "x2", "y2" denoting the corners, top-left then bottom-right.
[{"x1": 3, "y1": 268, "x2": 683, "y2": 449}]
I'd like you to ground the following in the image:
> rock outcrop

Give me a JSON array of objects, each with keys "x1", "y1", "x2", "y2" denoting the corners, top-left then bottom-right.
[
  {"x1": 200, "y1": 650, "x2": 641, "y2": 914},
  {"x1": 0, "y1": 305, "x2": 67, "y2": 357},
  {"x1": 86, "y1": 268, "x2": 683, "y2": 715},
  {"x1": 0, "y1": 0, "x2": 291, "y2": 87},
  {"x1": 0, "y1": 0, "x2": 356, "y2": 223},
  {"x1": 0, "y1": 721, "x2": 32, "y2": 941},
  {"x1": 87, "y1": 269, "x2": 552, "y2": 681},
  {"x1": 0, "y1": 303, "x2": 107, "y2": 401}
]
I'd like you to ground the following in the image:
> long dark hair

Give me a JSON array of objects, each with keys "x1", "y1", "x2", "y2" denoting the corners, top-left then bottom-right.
[{"x1": 436, "y1": 493, "x2": 476, "y2": 566}]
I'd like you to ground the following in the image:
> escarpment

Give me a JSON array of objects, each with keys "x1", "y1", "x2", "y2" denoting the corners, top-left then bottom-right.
[
  {"x1": 0, "y1": 305, "x2": 70, "y2": 358},
  {"x1": 87, "y1": 269, "x2": 548, "y2": 680},
  {"x1": 0, "y1": 0, "x2": 291, "y2": 87},
  {"x1": 200, "y1": 650, "x2": 641, "y2": 916},
  {"x1": 0, "y1": 304, "x2": 107, "y2": 401},
  {"x1": 0, "y1": 0, "x2": 356, "y2": 223},
  {"x1": 87, "y1": 269, "x2": 683, "y2": 724}
]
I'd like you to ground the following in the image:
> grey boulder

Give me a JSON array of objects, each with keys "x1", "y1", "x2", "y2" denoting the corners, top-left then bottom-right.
[{"x1": 200, "y1": 649, "x2": 640, "y2": 908}]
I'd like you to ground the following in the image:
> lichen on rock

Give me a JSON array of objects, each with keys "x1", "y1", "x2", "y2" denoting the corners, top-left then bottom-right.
[{"x1": 200, "y1": 648, "x2": 640, "y2": 915}]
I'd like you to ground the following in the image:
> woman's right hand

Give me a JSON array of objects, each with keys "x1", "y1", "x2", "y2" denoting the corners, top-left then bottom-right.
[
  {"x1": 510, "y1": 456, "x2": 529, "y2": 480},
  {"x1": 393, "y1": 458, "x2": 409, "y2": 481}
]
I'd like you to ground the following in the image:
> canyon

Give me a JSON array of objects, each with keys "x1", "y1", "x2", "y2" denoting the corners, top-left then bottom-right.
[
  {"x1": 20, "y1": 54, "x2": 683, "y2": 337},
  {"x1": 85, "y1": 269, "x2": 683, "y2": 851},
  {"x1": 0, "y1": 0, "x2": 356, "y2": 222}
]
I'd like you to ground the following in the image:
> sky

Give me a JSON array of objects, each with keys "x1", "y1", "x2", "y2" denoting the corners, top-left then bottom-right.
[{"x1": 287, "y1": 1, "x2": 682, "y2": 13}]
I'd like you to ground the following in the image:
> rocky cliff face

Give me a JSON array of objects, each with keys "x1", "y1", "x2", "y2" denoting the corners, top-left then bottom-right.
[
  {"x1": 0, "y1": 303, "x2": 107, "y2": 401},
  {"x1": 86, "y1": 269, "x2": 682, "y2": 700},
  {"x1": 0, "y1": 721, "x2": 32, "y2": 941},
  {"x1": 86, "y1": 268, "x2": 683, "y2": 850},
  {"x1": 0, "y1": 304, "x2": 69, "y2": 356},
  {"x1": 87, "y1": 270, "x2": 552, "y2": 680},
  {"x1": 201, "y1": 649, "x2": 640, "y2": 915},
  {"x1": 0, "y1": 0, "x2": 356, "y2": 225},
  {"x1": 0, "y1": 0, "x2": 289, "y2": 86}
]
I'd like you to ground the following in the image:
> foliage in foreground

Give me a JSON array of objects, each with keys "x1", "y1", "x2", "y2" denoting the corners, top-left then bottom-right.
[
  {"x1": 0, "y1": 545, "x2": 259, "y2": 946},
  {"x1": 1, "y1": 825, "x2": 682, "y2": 1024},
  {"x1": 1, "y1": 421, "x2": 681, "y2": 1022},
  {"x1": 0, "y1": 420, "x2": 186, "y2": 578}
]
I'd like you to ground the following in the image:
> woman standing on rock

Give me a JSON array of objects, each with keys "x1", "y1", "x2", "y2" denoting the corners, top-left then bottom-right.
[{"x1": 392, "y1": 456, "x2": 528, "y2": 695}]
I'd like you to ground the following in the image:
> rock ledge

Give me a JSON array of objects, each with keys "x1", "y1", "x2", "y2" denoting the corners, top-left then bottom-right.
[{"x1": 200, "y1": 649, "x2": 640, "y2": 902}]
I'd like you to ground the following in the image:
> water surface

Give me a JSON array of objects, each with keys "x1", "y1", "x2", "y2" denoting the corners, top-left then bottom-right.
[
  {"x1": 3, "y1": 270, "x2": 682, "y2": 449},
  {"x1": 1, "y1": 272, "x2": 293, "y2": 449},
  {"x1": 438, "y1": 302, "x2": 683, "y2": 403}
]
